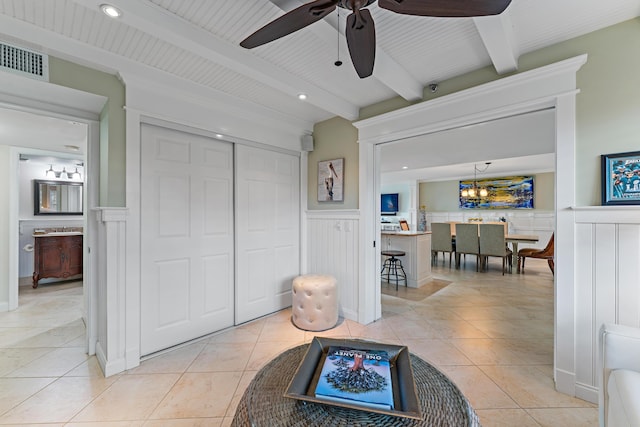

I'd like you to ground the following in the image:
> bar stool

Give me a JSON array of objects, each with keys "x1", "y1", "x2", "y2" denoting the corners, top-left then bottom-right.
[{"x1": 381, "y1": 250, "x2": 407, "y2": 290}]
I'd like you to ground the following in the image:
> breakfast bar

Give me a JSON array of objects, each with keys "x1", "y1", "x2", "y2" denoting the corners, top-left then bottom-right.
[{"x1": 381, "y1": 231, "x2": 432, "y2": 287}]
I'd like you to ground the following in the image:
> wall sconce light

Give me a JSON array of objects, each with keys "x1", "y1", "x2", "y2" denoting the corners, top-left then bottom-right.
[{"x1": 45, "y1": 164, "x2": 82, "y2": 180}]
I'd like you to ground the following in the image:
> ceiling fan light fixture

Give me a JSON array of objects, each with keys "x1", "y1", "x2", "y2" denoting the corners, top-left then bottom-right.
[{"x1": 100, "y1": 4, "x2": 122, "y2": 18}]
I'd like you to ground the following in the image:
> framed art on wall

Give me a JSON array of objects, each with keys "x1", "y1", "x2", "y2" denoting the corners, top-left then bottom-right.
[
  {"x1": 601, "y1": 151, "x2": 640, "y2": 205},
  {"x1": 318, "y1": 158, "x2": 344, "y2": 202}
]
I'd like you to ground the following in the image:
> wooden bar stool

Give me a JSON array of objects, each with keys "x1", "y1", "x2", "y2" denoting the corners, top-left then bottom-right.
[{"x1": 381, "y1": 250, "x2": 407, "y2": 290}]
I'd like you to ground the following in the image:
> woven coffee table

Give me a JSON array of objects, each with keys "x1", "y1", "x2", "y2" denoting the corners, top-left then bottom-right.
[{"x1": 232, "y1": 344, "x2": 481, "y2": 427}]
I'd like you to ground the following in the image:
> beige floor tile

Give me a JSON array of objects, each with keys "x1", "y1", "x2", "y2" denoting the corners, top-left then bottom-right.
[
  {"x1": 0, "y1": 348, "x2": 52, "y2": 376},
  {"x1": 439, "y1": 365, "x2": 518, "y2": 410},
  {"x1": 471, "y1": 318, "x2": 553, "y2": 339},
  {"x1": 245, "y1": 341, "x2": 302, "y2": 371},
  {"x1": 143, "y1": 419, "x2": 223, "y2": 426},
  {"x1": 187, "y1": 342, "x2": 253, "y2": 372},
  {"x1": 526, "y1": 407, "x2": 599, "y2": 426},
  {"x1": 402, "y1": 339, "x2": 473, "y2": 366},
  {"x1": 1, "y1": 260, "x2": 596, "y2": 426},
  {"x1": 207, "y1": 320, "x2": 264, "y2": 345},
  {"x1": 476, "y1": 409, "x2": 541, "y2": 427},
  {"x1": 71, "y1": 374, "x2": 180, "y2": 422},
  {"x1": 450, "y1": 337, "x2": 553, "y2": 366},
  {"x1": 65, "y1": 356, "x2": 109, "y2": 378},
  {"x1": 67, "y1": 422, "x2": 145, "y2": 426},
  {"x1": 257, "y1": 320, "x2": 306, "y2": 342},
  {"x1": 345, "y1": 319, "x2": 399, "y2": 341},
  {"x1": 480, "y1": 365, "x2": 594, "y2": 408},
  {"x1": 0, "y1": 377, "x2": 56, "y2": 416},
  {"x1": 128, "y1": 342, "x2": 206, "y2": 375},
  {"x1": 149, "y1": 372, "x2": 242, "y2": 419},
  {"x1": 9, "y1": 347, "x2": 89, "y2": 377},
  {"x1": 0, "y1": 376, "x2": 118, "y2": 424},
  {"x1": 424, "y1": 318, "x2": 490, "y2": 339}
]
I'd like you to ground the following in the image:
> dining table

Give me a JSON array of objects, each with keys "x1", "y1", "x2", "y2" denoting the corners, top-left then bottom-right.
[{"x1": 506, "y1": 234, "x2": 539, "y2": 272}]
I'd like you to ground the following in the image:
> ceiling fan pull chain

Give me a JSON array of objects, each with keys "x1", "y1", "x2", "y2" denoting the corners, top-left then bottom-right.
[{"x1": 335, "y1": 8, "x2": 343, "y2": 66}]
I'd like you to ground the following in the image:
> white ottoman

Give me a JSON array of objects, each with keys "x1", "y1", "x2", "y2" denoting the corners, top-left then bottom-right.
[{"x1": 291, "y1": 274, "x2": 338, "y2": 331}]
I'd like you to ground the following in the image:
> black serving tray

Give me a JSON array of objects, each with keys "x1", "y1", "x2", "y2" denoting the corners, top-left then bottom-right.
[{"x1": 284, "y1": 337, "x2": 422, "y2": 420}]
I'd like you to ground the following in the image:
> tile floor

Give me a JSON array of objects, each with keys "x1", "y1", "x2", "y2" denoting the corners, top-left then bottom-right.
[{"x1": 0, "y1": 259, "x2": 597, "y2": 426}]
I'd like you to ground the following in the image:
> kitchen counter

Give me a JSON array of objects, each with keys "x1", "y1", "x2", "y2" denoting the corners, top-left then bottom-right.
[
  {"x1": 382, "y1": 231, "x2": 431, "y2": 236},
  {"x1": 380, "y1": 231, "x2": 432, "y2": 287}
]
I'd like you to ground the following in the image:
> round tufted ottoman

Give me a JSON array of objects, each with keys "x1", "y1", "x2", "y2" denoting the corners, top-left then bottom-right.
[{"x1": 291, "y1": 274, "x2": 338, "y2": 331}]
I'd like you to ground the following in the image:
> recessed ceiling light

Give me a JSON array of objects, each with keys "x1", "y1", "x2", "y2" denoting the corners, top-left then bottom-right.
[
  {"x1": 402, "y1": 166, "x2": 408, "y2": 170},
  {"x1": 100, "y1": 4, "x2": 122, "y2": 18},
  {"x1": 297, "y1": 93, "x2": 307, "y2": 101},
  {"x1": 64, "y1": 145, "x2": 80, "y2": 152},
  {"x1": 215, "y1": 134, "x2": 223, "y2": 139}
]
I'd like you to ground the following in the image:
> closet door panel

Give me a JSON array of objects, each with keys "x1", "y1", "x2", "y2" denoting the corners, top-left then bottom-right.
[
  {"x1": 235, "y1": 145, "x2": 300, "y2": 324},
  {"x1": 140, "y1": 124, "x2": 234, "y2": 355}
]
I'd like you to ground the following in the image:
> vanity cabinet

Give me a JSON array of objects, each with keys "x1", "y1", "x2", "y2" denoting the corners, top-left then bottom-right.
[{"x1": 32, "y1": 234, "x2": 83, "y2": 288}]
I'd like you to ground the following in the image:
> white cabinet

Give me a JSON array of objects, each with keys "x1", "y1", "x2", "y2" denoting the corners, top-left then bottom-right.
[{"x1": 381, "y1": 232, "x2": 432, "y2": 288}]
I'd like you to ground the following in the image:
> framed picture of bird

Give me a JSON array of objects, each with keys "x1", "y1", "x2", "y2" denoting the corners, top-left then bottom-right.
[{"x1": 318, "y1": 158, "x2": 344, "y2": 202}]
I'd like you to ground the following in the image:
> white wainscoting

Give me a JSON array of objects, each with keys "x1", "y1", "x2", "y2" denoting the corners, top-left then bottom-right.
[
  {"x1": 573, "y1": 207, "x2": 640, "y2": 402},
  {"x1": 93, "y1": 207, "x2": 129, "y2": 377},
  {"x1": 306, "y1": 210, "x2": 360, "y2": 321},
  {"x1": 426, "y1": 210, "x2": 554, "y2": 250}
]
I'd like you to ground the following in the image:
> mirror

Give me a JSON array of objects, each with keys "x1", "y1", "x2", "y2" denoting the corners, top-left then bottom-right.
[{"x1": 34, "y1": 180, "x2": 83, "y2": 215}]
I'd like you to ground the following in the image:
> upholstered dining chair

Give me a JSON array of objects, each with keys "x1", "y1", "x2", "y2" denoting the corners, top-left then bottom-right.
[
  {"x1": 518, "y1": 232, "x2": 554, "y2": 274},
  {"x1": 454, "y1": 223, "x2": 480, "y2": 271},
  {"x1": 479, "y1": 223, "x2": 512, "y2": 275},
  {"x1": 431, "y1": 222, "x2": 455, "y2": 268}
]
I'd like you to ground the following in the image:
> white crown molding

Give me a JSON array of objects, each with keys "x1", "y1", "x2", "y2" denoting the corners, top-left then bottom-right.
[{"x1": 354, "y1": 54, "x2": 588, "y2": 144}]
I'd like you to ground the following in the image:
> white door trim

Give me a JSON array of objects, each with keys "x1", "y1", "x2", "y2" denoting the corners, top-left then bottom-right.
[
  {"x1": 354, "y1": 55, "x2": 587, "y2": 396},
  {"x1": 0, "y1": 73, "x2": 105, "y2": 356}
]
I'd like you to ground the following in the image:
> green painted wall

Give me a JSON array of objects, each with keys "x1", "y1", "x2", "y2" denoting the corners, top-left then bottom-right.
[
  {"x1": 49, "y1": 57, "x2": 126, "y2": 207},
  {"x1": 307, "y1": 116, "x2": 359, "y2": 210},
  {"x1": 419, "y1": 172, "x2": 555, "y2": 212},
  {"x1": 322, "y1": 18, "x2": 640, "y2": 208}
]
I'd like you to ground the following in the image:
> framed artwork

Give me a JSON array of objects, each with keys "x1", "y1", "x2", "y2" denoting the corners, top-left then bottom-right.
[
  {"x1": 318, "y1": 158, "x2": 344, "y2": 202},
  {"x1": 459, "y1": 175, "x2": 534, "y2": 209},
  {"x1": 601, "y1": 151, "x2": 640, "y2": 205}
]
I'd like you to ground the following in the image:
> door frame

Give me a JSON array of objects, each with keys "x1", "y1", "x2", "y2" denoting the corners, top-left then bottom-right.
[
  {"x1": 354, "y1": 55, "x2": 587, "y2": 396},
  {"x1": 1, "y1": 74, "x2": 105, "y2": 354}
]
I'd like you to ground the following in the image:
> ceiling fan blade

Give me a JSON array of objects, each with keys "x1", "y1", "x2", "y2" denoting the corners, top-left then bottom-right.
[
  {"x1": 346, "y1": 9, "x2": 376, "y2": 78},
  {"x1": 378, "y1": 0, "x2": 512, "y2": 17},
  {"x1": 240, "y1": 0, "x2": 339, "y2": 49}
]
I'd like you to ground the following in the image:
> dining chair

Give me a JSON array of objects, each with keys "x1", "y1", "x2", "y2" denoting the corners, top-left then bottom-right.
[
  {"x1": 454, "y1": 223, "x2": 480, "y2": 271},
  {"x1": 518, "y1": 232, "x2": 554, "y2": 274},
  {"x1": 479, "y1": 223, "x2": 512, "y2": 275},
  {"x1": 430, "y1": 222, "x2": 455, "y2": 268}
]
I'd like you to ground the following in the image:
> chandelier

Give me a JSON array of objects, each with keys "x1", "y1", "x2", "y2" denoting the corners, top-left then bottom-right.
[{"x1": 461, "y1": 162, "x2": 491, "y2": 199}]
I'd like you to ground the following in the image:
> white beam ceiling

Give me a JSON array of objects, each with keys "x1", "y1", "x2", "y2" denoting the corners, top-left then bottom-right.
[
  {"x1": 72, "y1": 0, "x2": 360, "y2": 120},
  {"x1": 473, "y1": 11, "x2": 519, "y2": 74}
]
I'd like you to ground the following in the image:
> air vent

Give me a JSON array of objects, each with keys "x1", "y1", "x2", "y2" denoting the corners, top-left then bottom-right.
[{"x1": 0, "y1": 41, "x2": 49, "y2": 81}]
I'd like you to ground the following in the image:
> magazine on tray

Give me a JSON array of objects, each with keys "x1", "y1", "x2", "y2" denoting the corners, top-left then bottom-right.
[{"x1": 314, "y1": 346, "x2": 394, "y2": 410}]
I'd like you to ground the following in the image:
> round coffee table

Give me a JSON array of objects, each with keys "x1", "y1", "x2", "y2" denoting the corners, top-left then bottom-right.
[{"x1": 232, "y1": 344, "x2": 480, "y2": 427}]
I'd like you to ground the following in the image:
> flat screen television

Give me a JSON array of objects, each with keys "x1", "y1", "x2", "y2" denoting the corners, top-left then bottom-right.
[{"x1": 381, "y1": 193, "x2": 399, "y2": 215}]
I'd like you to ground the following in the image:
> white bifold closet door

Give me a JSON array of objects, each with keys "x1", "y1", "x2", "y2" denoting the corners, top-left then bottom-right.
[
  {"x1": 235, "y1": 145, "x2": 300, "y2": 324},
  {"x1": 140, "y1": 124, "x2": 234, "y2": 356}
]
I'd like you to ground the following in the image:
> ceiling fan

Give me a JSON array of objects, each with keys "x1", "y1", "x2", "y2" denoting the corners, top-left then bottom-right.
[{"x1": 240, "y1": 0, "x2": 512, "y2": 78}]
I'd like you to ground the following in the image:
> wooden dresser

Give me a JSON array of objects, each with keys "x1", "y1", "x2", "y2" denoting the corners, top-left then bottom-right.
[{"x1": 32, "y1": 233, "x2": 83, "y2": 288}]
